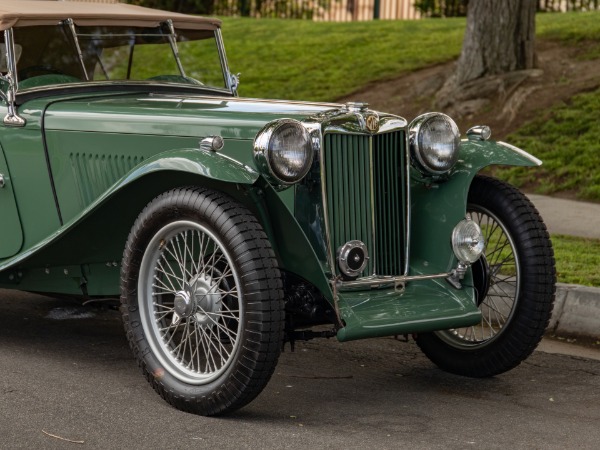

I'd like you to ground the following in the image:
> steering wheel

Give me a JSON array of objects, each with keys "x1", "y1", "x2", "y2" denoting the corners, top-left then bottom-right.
[{"x1": 19, "y1": 65, "x2": 66, "y2": 81}]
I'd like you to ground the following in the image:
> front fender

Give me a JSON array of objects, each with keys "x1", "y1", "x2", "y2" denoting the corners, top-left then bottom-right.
[
  {"x1": 410, "y1": 140, "x2": 541, "y2": 275},
  {"x1": 457, "y1": 139, "x2": 542, "y2": 173},
  {"x1": 126, "y1": 147, "x2": 259, "y2": 186},
  {"x1": 0, "y1": 147, "x2": 259, "y2": 274}
]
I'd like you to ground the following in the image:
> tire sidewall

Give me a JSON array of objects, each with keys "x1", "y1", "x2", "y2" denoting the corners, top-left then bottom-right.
[{"x1": 122, "y1": 190, "x2": 268, "y2": 404}]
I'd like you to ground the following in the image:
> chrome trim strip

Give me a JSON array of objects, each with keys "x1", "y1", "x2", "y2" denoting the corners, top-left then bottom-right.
[
  {"x1": 15, "y1": 81, "x2": 233, "y2": 96},
  {"x1": 64, "y1": 19, "x2": 89, "y2": 81},
  {"x1": 336, "y1": 272, "x2": 452, "y2": 291},
  {"x1": 403, "y1": 130, "x2": 411, "y2": 276},
  {"x1": 146, "y1": 94, "x2": 340, "y2": 108},
  {"x1": 497, "y1": 141, "x2": 542, "y2": 166},
  {"x1": 318, "y1": 128, "x2": 336, "y2": 277},
  {"x1": 369, "y1": 134, "x2": 377, "y2": 275}
]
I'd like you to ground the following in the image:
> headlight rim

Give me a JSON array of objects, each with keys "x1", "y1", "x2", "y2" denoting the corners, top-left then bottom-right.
[
  {"x1": 409, "y1": 112, "x2": 461, "y2": 176},
  {"x1": 253, "y1": 118, "x2": 315, "y2": 188}
]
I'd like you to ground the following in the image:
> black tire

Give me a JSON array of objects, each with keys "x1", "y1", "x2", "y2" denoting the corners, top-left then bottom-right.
[
  {"x1": 121, "y1": 187, "x2": 284, "y2": 415},
  {"x1": 416, "y1": 175, "x2": 556, "y2": 377}
]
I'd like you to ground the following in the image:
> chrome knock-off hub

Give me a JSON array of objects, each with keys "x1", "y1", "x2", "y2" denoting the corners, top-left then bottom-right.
[
  {"x1": 174, "y1": 290, "x2": 193, "y2": 318},
  {"x1": 172, "y1": 275, "x2": 222, "y2": 328}
]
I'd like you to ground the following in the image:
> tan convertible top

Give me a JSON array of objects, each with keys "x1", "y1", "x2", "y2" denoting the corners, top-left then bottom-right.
[{"x1": 0, "y1": 0, "x2": 221, "y2": 31}]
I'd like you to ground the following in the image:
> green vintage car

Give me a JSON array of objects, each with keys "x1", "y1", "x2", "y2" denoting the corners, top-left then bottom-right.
[{"x1": 0, "y1": 1, "x2": 555, "y2": 416}]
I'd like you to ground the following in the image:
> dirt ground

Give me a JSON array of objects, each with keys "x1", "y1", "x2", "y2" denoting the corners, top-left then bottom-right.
[{"x1": 339, "y1": 40, "x2": 600, "y2": 140}]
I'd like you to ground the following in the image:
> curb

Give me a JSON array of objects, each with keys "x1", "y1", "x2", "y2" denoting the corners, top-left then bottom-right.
[{"x1": 549, "y1": 283, "x2": 600, "y2": 339}]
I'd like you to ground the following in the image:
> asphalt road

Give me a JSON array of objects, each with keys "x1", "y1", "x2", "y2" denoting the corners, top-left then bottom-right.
[{"x1": 1, "y1": 290, "x2": 600, "y2": 449}]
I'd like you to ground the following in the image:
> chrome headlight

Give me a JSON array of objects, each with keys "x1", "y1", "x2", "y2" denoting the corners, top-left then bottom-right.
[
  {"x1": 253, "y1": 119, "x2": 314, "y2": 187},
  {"x1": 409, "y1": 113, "x2": 460, "y2": 175},
  {"x1": 452, "y1": 218, "x2": 485, "y2": 264}
]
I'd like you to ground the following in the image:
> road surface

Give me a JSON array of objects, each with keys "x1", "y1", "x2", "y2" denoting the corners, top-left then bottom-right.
[{"x1": 1, "y1": 290, "x2": 599, "y2": 449}]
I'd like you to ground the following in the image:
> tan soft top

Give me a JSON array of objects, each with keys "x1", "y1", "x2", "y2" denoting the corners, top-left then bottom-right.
[{"x1": 0, "y1": 0, "x2": 221, "y2": 31}]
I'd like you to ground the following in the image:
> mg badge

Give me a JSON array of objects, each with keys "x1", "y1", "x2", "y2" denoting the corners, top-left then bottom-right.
[{"x1": 365, "y1": 114, "x2": 379, "y2": 133}]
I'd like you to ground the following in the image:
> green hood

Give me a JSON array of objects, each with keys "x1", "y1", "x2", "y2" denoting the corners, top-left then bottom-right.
[{"x1": 44, "y1": 94, "x2": 340, "y2": 140}]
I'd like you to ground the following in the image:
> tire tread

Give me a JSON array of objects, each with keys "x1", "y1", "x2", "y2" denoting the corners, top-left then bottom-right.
[{"x1": 120, "y1": 187, "x2": 284, "y2": 415}]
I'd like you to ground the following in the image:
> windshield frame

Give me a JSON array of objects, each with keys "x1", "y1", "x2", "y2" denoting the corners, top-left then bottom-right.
[{"x1": 1, "y1": 18, "x2": 236, "y2": 104}]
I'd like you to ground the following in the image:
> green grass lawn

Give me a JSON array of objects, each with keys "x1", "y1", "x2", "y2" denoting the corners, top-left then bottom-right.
[
  {"x1": 221, "y1": 16, "x2": 465, "y2": 101},
  {"x1": 495, "y1": 87, "x2": 600, "y2": 201},
  {"x1": 552, "y1": 235, "x2": 600, "y2": 287},
  {"x1": 221, "y1": 12, "x2": 600, "y2": 101}
]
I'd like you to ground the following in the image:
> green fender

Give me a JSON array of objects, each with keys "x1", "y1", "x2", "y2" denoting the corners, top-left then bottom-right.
[
  {"x1": 257, "y1": 182, "x2": 334, "y2": 300},
  {"x1": 410, "y1": 139, "x2": 541, "y2": 275},
  {"x1": 458, "y1": 139, "x2": 542, "y2": 172},
  {"x1": 128, "y1": 147, "x2": 259, "y2": 185},
  {"x1": 0, "y1": 147, "x2": 259, "y2": 274}
]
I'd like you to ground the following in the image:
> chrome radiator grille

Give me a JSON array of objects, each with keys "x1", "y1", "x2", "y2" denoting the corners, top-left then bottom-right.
[{"x1": 323, "y1": 131, "x2": 406, "y2": 277}]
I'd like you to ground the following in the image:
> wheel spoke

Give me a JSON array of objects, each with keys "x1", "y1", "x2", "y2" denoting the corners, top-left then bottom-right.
[
  {"x1": 154, "y1": 309, "x2": 173, "y2": 321},
  {"x1": 207, "y1": 324, "x2": 230, "y2": 366},
  {"x1": 157, "y1": 254, "x2": 185, "y2": 289},
  {"x1": 203, "y1": 312, "x2": 238, "y2": 342},
  {"x1": 163, "y1": 242, "x2": 191, "y2": 283},
  {"x1": 152, "y1": 276, "x2": 177, "y2": 295}
]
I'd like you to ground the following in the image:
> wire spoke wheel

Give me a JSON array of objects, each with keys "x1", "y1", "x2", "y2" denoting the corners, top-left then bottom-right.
[
  {"x1": 416, "y1": 176, "x2": 555, "y2": 378},
  {"x1": 121, "y1": 188, "x2": 284, "y2": 415},
  {"x1": 139, "y1": 221, "x2": 242, "y2": 385}
]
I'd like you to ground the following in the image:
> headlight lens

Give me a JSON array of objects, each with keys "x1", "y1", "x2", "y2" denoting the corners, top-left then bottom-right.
[
  {"x1": 409, "y1": 113, "x2": 460, "y2": 175},
  {"x1": 254, "y1": 119, "x2": 314, "y2": 187},
  {"x1": 452, "y1": 218, "x2": 485, "y2": 263}
]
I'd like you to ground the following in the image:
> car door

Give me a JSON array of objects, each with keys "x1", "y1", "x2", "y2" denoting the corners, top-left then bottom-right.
[{"x1": 0, "y1": 140, "x2": 23, "y2": 258}]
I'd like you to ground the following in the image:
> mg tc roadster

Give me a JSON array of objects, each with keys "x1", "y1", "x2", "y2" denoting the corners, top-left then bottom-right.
[{"x1": 0, "y1": 1, "x2": 555, "y2": 416}]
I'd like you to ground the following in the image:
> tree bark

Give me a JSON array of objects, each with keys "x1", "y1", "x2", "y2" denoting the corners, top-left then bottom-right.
[{"x1": 456, "y1": 0, "x2": 537, "y2": 85}]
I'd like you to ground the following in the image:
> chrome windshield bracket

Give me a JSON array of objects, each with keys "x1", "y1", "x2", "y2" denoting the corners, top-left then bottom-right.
[
  {"x1": 64, "y1": 19, "x2": 89, "y2": 81},
  {"x1": 2, "y1": 29, "x2": 25, "y2": 127},
  {"x1": 215, "y1": 28, "x2": 238, "y2": 96},
  {"x1": 165, "y1": 19, "x2": 186, "y2": 78},
  {"x1": 3, "y1": 87, "x2": 25, "y2": 127}
]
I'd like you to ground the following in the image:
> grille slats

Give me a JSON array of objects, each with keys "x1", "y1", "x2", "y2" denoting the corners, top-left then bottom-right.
[
  {"x1": 374, "y1": 132, "x2": 404, "y2": 276},
  {"x1": 324, "y1": 131, "x2": 405, "y2": 277}
]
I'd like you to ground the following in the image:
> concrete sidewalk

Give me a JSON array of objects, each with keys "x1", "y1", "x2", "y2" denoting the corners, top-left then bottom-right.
[
  {"x1": 527, "y1": 194, "x2": 600, "y2": 338},
  {"x1": 528, "y1": 194, "x2": 600, "y2": 239}
]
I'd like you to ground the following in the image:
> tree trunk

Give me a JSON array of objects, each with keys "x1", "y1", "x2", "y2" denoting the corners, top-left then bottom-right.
[{"x1": 456, "y1": 0, "x2": 536, "y2": 86}]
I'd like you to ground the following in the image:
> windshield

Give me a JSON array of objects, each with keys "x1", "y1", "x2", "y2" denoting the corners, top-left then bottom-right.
[{"x1": 10, "y1": 23, "x2": 227, "y2": 91}]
